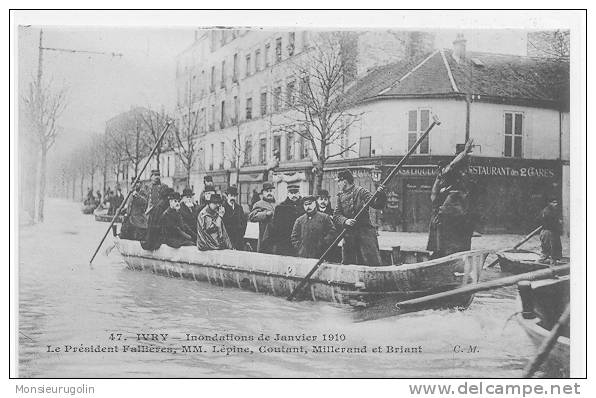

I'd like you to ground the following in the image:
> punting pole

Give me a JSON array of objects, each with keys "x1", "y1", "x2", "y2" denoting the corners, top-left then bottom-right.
[
  {"x1": 88, "y1": 121, "x2": 173, "y2": 265},
  {"x1": 484, "y1": 225, "x2": 544, "y2": 269},
  {"x1": 287, "y1": 115, "x2": 442, "y2": 301},
  {"x1": 523, "y1": 303, "x2": 570, "y2": 377}
]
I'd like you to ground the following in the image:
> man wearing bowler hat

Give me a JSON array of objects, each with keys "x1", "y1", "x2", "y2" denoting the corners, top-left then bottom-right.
[
  {"x1": 196, "y1": 193, "x2": 233, "y2": 250},
  {"x1": 222, "y1": 185, "x2": 247, "y2": 250},
  {"x1": 179, "y1": 187, "x2": 199, "y2": 239},
  {"x1": 316, "y1": 189, "x2": 334, "y2": 216},
  {"x1": 160, "y1": 191, "x2": 195, "y2": 248},
  {"x1": 269, "y1": 184, "x2": 304, "y2": 256},
  {"x1": 333, "y1": 169, "x2": 387, "y2": 266},
  {"x1": 199, "y1": 175, "x2": 217, "y2": 210},
  {"x1": 248, "y1": 182, "x2": 277, "y2": 253}
]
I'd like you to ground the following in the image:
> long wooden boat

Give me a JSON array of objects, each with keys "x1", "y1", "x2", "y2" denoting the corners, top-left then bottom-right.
[
  {"x1": 516, "y1": 276, "x2": 570, "y2": 377},
  {"x1": 94, "y1": 207, "x2": 123, "y2": 223},
  {"x1": 81, "y1": 203, "x2": 97, "y2": 215},
  {"x1": 497, "y1": 249, "x2": 569, "y2": 274},
  {"x1": 114, "y1": 237, "x2": 490, "y2": 314}
]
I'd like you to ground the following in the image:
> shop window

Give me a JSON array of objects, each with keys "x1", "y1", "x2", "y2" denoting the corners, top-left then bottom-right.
[
  {"x1": 259, "y1": 137, "x2": 268, "y2": 164},
  {"x1": 407, "y1": 109, "x2": 430, "y2": 154},
  {"x1": 359, "y1": 136, "x2": 372, "y2": 158},
  {"x1": 504, "y1": 111, "x2": 523, "y2": 158}
]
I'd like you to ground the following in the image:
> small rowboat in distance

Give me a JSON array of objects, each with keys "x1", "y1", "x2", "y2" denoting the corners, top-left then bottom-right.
[
  {"x1": 81, "y1": 203, "x2": 97, "y2": 215},
  {"x1": 497, "y1": 249, "x2": 569, "y2": 274},
  {"x1": 114, "y1": 237, "x2": 490, "y2": 318},
  {"x1": 94, "y1": 207, "x2": 123, "y2": 223}
]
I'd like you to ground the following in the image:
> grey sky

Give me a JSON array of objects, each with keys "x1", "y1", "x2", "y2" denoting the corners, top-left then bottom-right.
[{"x1": 17, "y1": 27, "x2": 528, "y2": 156}]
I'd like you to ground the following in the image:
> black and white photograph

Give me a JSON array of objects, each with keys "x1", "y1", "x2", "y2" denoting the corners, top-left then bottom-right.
[{"x1": 10, "y1": 9, "x2": 586, "y2": 384}]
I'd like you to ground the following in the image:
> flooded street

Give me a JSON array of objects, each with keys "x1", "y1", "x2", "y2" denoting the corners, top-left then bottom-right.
[{"x1": 18, "y1": 198, "x2": 537, "y2": 378}]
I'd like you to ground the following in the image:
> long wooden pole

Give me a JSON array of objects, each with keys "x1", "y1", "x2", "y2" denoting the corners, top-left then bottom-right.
[
  {"x1": 89, "y1": 121, "x2": 172, "y2": 265},
  {"x1": 394, "y1": 264, "x2": 569, "y2": 308},
  {"x1": 523, "y1": 304, "x2": 570, "y2": 377},
  {"x1": 484, "y1": 225, "x2": 543, "y2": 269},
  {"x1": 287, "y1": 115, "x2": 442, "y2": 301}
]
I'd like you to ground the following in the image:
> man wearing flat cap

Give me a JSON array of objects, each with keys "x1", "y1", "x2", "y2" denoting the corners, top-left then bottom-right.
[
  {"x1": 248, "y1": 182, "x2": 277, "y2": 253},
  {"x1": 269, "y1": 184, "x2": 304, "y2": 256},
  {"x1": 291, "y1": 195, "x2": 337, "y2": 259},
  {"x1": 333, "y1": 169, "x2": 387, "y2": 266},
  {"x1": 179, "y1": 187, "x2": 199, "y2": 240},
  {"x1": 160, "y1": 191, "x2": 195, "y2": 248},
  {"x1": 196, "y1": 193, "x2": 233, "y2": 251},
  {"x1": 222, "y1": 185, "x2": 247, "y2": 250}
]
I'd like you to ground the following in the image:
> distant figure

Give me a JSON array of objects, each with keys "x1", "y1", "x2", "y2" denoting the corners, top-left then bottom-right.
[
  {"x1": 538, "y1": 197, "x2": 562, "y2": 264},
  {"x1": 316, "y1": 189, "x2": 334, "y2": 216},
  {"x1": 222, "y1": 185, "x2": 248, "y2": 250},
  {"x1": 120, "y1": 177, "x2": 147, "y2": 241},
  {"x1": 85, "y1": 188, "x2": 95, "y2": 205},
  {"x1": 249, "y1": 189, "x2": 261, "y2": 211},
  {"x1": 291, "y1": 195, "x2": 336, "y2": 259},
  {"x1": 196, "y1": 193, "x2": 233, "y2": 251},
  {"x1": 95, "y1": 190, "x2": 102, "y2": 206},
  {"x1": 160, "y1": 192, "x2": 195, "y2": 248},
  {"x1": 269, "y1": 184, "x2": 304, "y2": 256},
  {"x1": 110, "y1": 186, "x2": 124, "y2": 215},
  {"x1": 248, "y1": 182, "x2": 277, "y2": 253},
  {"x1": 179, "y1": 187, "x2": 199, "y2": 240},
  {"x1": 333, "y1": 169, "x2": 386, "y2": 266},
  {"x1": 199, "y1": 176, "x2": 216, "y2": 210}
]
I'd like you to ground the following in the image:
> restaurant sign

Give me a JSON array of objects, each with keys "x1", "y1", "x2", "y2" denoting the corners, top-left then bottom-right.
[{"x1": 387, "y1": 164, "x2": 556, "y2": 178}]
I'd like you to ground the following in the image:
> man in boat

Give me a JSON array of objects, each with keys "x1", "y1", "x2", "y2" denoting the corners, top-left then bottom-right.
[
  {"x1": 160, "y1": 191, "x2": 195, "y2": 248},
  {"x1": 291, "y1": 195, "x2": 336, "y2": 259},
  {"x1": 248, "y1": 182, "x2": 277, "y2": 253},
  {"x1": 145, "y1": 169, "x2": 169, "y2": 216},
  {"x1": 141, "y1": 187, "x2": 172, "y2": 250},
  {"x1": 120, "y1": 177, "x2": 148, "y2": 241},
  {"x1": 196, "y1": 193, "x2": 233, "y2": 251},
  {"x1": 222, "y1": 185, "x2": 247, "y2": 250},
  {"x1": 199, "y1": 175, "x2": 217, "y2": 210},
  {"x1": 85, "y1": 188, "x2": 95, "y2": 205},
  {"x1": 249, "y1": 189, "x2": 261, "y2": 211},
  {"x1": 110, "y1": 185, "x2": 124, "y2": 215},
  {"x1": 95, "y1": 190, "x2": 102, "y2": 207},
  {"x1": 269, "y1": 184, "x2": 304, "y2": 256},
  {"x1": 333, "y1": 169, "x2": 387, "y2": 266},
  {"x1": 179, "y1": 187, "x2": 199, "y2": 240},
  {"x1": 538, "y1": 196, "x2": 563, "y2": 265},
  {"x1": 316, "y1": 189, "x2": 334, "y2": 216},
  {"x1": 427, "y1": 139, "x2": 474, "y2": 258}
]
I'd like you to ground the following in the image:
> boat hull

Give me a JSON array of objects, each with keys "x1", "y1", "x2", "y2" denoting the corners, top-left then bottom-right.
[
  {"x1": 115, "y1": 238, "x2": 489, "y2": 309},
  {"x1": 497, "y1": 249, "x2": 568, "y2": 274},
  {"x1": 94, "y1": 208, "x2": 123, "y2": 223}
]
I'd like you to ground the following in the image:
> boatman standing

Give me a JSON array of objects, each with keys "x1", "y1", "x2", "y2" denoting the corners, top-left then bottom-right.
[
  {"x1": 333, "y1": 169, "x2": 387, "y2": 266},
  {"x1": 196, "y1": 193, "x2": 233, "y2": 251},
  {"x1": 291, "y1": 195, "x2": 337, "y2": 259},
  {"x1": 120, "y1": 177, "x2": 148, "y2": 241},
  {"x1": 145, "y1": 169, "x2": 169, "y2": 216},
  {"x1": 248, "y1": 182, "x2": 277, "y2": 253},
  {"x1": 538, "y1": 196, "x2": 563, "y2": 265}
]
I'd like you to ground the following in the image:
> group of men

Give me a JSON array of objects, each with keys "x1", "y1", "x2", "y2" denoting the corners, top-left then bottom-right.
[{"x1": 84, "y1": 186, "x2": 124, "y2": 215}]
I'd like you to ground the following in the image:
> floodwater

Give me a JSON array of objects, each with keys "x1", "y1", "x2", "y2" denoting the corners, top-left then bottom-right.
[{"x1": 18, "y1": 199, "x2": 538, "y2": 378}]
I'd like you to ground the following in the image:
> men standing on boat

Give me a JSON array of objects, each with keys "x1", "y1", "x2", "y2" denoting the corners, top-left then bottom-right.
[
  {"x1": 199, "y1": 176, "x2": 217, "y2": 210},
  {"x1": 160, "y1": 191, "x2": 195, "y2": 248},
  {"x1": 316, "y1": 189, "x2": 334, "y2": 216},
  {"x1": 269, "y1": 184, "x2": 304, "y2": 256},
  {"x1": 222, "y1": 185, "x2": 247, "y2": 250},
  {"x1": 427, "y1": 139, "x2": 474, "y2": 258},
  {"x1": 179, "y1": 187, "x2": 199, "y2": 240},
  {"x1": 291, "y1": 195, "x2": 336, "y2": 259},
  {"x1": 145, "y1": 169, "x2": 169, "y2": 216},
  {"x1": 141, "y1": 186, "x2": 172, "y2": 250},
  {"x1": 121, "y1": 177, "x2": 148, "y2": 241},
  {"x1": 333, "y1": 169, "x2": 387, "y2": 266},
  {"x1": 248, "y1": 182, "x2": 277, "y2": 253},
  {"x1": 538, "y1": 196, "x2": 563, "y2": 264},
  {"x1": 196, "y1": 193, "x2": 233, "y2": 251}
]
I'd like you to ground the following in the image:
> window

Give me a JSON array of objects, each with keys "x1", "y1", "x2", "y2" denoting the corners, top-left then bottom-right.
[
  {"x1": 220, "y1": 60, "x2": 226, "y2": 88},
  {"x1": 245, "y1": 97, "x2": 253, "y2": 120},
  {"x1": 200, "y1": 107, "x2": 206, "y2": 133},
  {"x1": 286, "y1": 80, "x2": 296, "y2": 107},
  {"x1": 243, "y1": 138, "x2": 253, "y2": 166},
  {"x1": 210, "y1": 104, "x2": 215, "y2": 131},
  {"x1": 232, "y1": 53, "x2": 238, "y2": 82},
  {"x1": 245, "y1": 54, "x2": 251, "y2": 77},
  {"x1": 299, "y1": 75, "x2": 310, "y2": 102},
  {"x1": 210, "y1": 66, "x2": 216, "y2": 91},
  {"x1": 504, "y1": 112, "x2": 523, "y2": 157},
  {"x1": 255, "y1": 49, "x2": 261, "y2": 72},
  {"x1": 298, "y1": 135, "x2": 309, "y2": 159},
  {"x1": 232, "y1": 96, "x2": 239, "y2": 124},
  {"x1": 259, "y1": 137, "x2": 268, "y2": 164},
  {"x1": 286, "y1": 132, "x2": 295, "y2": 160},
  {"x1": 359, "y1": 136, "x2": 372, "y2": 158},
  {"x1": 264, "y1": 43, "x2": 270, "y2": 67},
  {"x1": 275, "y1": 37, "x2": 282, "y2": 63},
  {"x1": 407, "y1": 109, "x2": 431, "y2": 154},
  {"x1": 273, "y1": 135, "x2": 281, "y2": 161},
  {"x1": 219, "y1": 142, "x2": 225, "y2": 169},
  {"x1": 339, "y1": 129, "x2": 349, "y2": 158},
  {"x1": 231, "y1": 139, "x2": 237, "y2": 168},
  {"x1": 260, "y1": 91, "x2": 267, "y2": 116},
  {"x1": 220, "y1": 100, "x2": 226, "y2": 129},
  {"x1": 288, "y1": 32, "x2": 295, "y2": 56},
  {"x1": 273, "y1": 86, "x2": 282, "y2": 112},
  {"x1": 209, "y1": 143, "x2": 214, "y2": 170}
]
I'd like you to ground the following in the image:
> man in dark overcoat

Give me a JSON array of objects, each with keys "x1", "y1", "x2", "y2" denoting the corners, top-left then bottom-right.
[
  {"x1": 145, "y1": 169, "x2": 169, "y2": 216},
  {"x1": 141, "y1": 186, "x2": 171, "y2": 250},
  {"x1": 222, "y1": 185, "x2": 247, "y2": 250},
  {"x1": 248, "y1": 182, "x2": 277, "y2": 253},
  {"x1": 196, "y1": 193, "x2": 233, "y2": 251},
  {"x1": 291, "y1": 195, "x2": 336, "y2": 259},
  {"x1": 179, "y1": 187, "x2": 199, "y2": 240},
  {"x1": 199, "y1": 175, "x2": 216, "y2": 210},
  {"x1": 538, "y1": 196, "x2": 563, "y2": 264},
  {"x1": 120, "y1": 177, "x2": 148, "y2": 241},
  {"x1": 269, "y1": 184, "x2": 304, "y2": 256},
  {"x1": 333, "y1": 169, "x2": 387, "y2": 266},
  {"x1": 160, "y1": 191, "x2": 195, "y2": 248}
]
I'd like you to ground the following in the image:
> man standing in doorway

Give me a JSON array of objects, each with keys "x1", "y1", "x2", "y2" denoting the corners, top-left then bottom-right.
[{"x1": 333, "y1": 169, "x2": 387, "y2": 266}]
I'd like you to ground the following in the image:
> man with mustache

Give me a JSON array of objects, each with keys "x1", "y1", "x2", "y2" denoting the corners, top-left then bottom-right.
[
  {"x1": 222, "y1": 185, "x2": 247, "y2": 250},
  {"x1": 248, "y1": 182, "x2": 277, "y2": 253}
]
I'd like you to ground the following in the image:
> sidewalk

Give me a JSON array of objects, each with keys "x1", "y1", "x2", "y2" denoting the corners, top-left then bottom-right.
[{"x1": 245, "y1": 222, "x2": 570, "y2": 256}]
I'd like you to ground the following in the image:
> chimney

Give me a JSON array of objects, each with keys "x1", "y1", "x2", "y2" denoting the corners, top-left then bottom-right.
[{"x1": 452, "y1": 33, "x2": 467, "y2": 63}]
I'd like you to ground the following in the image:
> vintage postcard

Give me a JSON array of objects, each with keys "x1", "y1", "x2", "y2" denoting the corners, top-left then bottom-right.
[{"x1": 10, "y1": 9, "x2": 586, "y2": 384}]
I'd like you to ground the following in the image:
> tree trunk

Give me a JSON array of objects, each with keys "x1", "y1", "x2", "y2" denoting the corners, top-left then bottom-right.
[
  {"x1": 186, "y1": 166, "x2": 192, "y2": 189},
  {"x1": 36, "y1": 147, "x2": 48, "y2": 222},
  {"x1": 80, "y1": 173, "x2": 84, "y2": 201},
  {"x1": 314, "y1": 157, "x2": 325, "y2": 195}
]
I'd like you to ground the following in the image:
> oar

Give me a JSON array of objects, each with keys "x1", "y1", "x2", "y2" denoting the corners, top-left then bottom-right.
[
  {"x1": 523, "y1": 303, "x2": 570, "y2": 377},
  {"x1": 287, "y1": 115, "x2": 442, "y2": 301},
  {"x1": 484, "y1": 226, "x2": 543, "y2": 269},
  {"x1": 89, "y1": 121, "x2": 173, "y2": 265},
  {"x1": 394, "y1": 264, "x2": 569, "y2": 308}
]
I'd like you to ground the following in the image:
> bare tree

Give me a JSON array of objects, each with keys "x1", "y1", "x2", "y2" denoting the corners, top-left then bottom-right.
[
  {"x1": 173, "y1": 77, "x2": 200, "y2": 187},
  {"x1": 106, "y1": 110, "x2": 151, "y2": 180},
  {"x1": 138, "y1": 106, "x2": 174, "y2": 170},
  {"x1": 528, "y1": 30, "x2": 570, "y2": 60},
  {"x1": 22, "y1": 78, "x2": 67, "y2": 222},
  {"x1": 275, "y1": 31, "x2": 362, "y2": 193}
]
